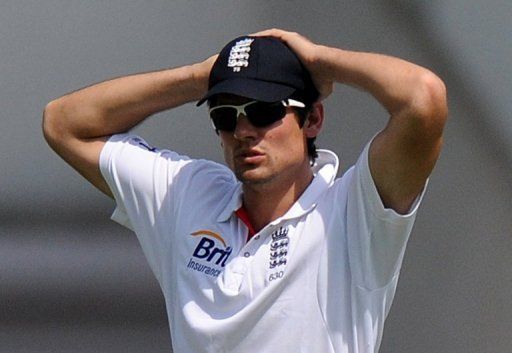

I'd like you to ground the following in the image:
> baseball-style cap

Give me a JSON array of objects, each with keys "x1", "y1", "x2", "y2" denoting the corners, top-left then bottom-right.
[{"x1": 196, "y1": 36, "x2": 319, "y2": 106}]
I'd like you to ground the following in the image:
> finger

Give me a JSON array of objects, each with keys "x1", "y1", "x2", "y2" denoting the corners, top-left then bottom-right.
[
  {"x1": 248, "y1": 29, "x2": 268, "y2": 37},
  {"x1": 249, "y1": 28, "x2": 288, "y2": 38},
  {"x1": 206, "y1": 54, "x2": 219, "y2": 62}
]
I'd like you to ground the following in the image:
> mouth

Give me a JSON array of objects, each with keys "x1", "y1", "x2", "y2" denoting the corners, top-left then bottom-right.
[{"x1": 235, "y1": 149, "x2": 265, "y2": 164}]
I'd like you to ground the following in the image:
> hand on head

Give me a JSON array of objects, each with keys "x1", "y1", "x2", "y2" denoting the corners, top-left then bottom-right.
[{"x1": 250, "y1": 28, "x2": 334, "y2": 101}]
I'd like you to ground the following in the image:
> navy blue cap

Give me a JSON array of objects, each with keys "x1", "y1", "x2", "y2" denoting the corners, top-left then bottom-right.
[{"x1": 197, "y1": 36, "x2": 319, "y2": 106}]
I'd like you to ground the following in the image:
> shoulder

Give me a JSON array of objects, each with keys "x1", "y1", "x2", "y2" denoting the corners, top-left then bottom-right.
[
  {"x1": 101, "y1": 133, "x2": 232, "y2": 177},
  {"x1": 100, "y1": 133, "x2": 236, "y2": 202}
]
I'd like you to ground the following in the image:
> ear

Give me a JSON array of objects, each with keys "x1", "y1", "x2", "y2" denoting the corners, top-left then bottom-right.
[{"x1": 303, "y1": 102, "x2": 324, "y2": 138}]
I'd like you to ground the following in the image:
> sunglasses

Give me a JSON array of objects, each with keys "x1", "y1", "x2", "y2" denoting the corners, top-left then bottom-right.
[{"x1": 208, "y1": 99, "x2": 305, "y2": 132}]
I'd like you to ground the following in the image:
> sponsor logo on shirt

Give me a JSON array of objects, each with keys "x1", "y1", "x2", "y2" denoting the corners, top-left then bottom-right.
[{"x1": 186, "y1": 230, "x2": 232, "y2": 278}]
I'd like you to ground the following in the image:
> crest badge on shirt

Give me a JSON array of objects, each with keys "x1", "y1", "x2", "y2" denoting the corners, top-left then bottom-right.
[{"x1": 267, "y1": 226, "x2": 290, "y2": 283}]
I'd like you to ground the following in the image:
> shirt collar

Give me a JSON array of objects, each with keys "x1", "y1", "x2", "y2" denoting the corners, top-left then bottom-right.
[{"x1": 217, "y1": 149, "x2": 339, "y2": 223}]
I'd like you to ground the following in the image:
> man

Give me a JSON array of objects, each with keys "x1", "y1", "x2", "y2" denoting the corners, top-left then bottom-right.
[{"x1": 43, "y1": 29, "x2": 447, "y2": 353}]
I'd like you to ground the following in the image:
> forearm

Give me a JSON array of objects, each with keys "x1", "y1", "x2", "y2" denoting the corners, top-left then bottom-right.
[
  {"x1": 316, "y1": 45, "x2": 446, "y2": 123},
  {"x1": 43, "y1": 61, "x2": 209, "y2": 142},
  {"x1": 252, "y1": 29, "x2": 446, "y2": 125}
]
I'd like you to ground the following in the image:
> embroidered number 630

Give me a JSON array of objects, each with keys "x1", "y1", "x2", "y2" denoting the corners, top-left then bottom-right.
[{"x1": 268, "y1": 271, "x2": 284, "y2": 282}]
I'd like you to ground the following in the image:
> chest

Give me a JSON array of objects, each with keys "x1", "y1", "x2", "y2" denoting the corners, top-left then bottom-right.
[{"x1": 172, "y1": 211, "x2": 330, "y2": 304}]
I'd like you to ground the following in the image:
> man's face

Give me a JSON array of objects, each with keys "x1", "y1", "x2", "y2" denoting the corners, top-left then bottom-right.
[{"x1": 211, "y1": 95, "x2": 311, "y2": 187}]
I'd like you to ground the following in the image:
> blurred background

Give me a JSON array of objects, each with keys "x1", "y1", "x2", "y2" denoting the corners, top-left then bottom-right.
[{"x1": 1, "y1": 1, "x2": 511, "y2": 352}]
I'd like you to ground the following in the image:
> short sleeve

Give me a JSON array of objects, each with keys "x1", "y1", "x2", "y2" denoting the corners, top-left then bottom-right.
[
  {"x1": 99, "y1": 133, "x2": 194, "y2": 280},
  {"x1": 345, "y1": 140, "x2": 427, "y2": 290}
]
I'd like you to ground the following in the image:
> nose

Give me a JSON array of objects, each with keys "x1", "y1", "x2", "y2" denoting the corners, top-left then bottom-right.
[{"x1": 233, "y1": 114, "x2": 257, "y2": 140}]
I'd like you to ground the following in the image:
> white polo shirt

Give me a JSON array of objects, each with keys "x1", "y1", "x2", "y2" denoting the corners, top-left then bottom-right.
[{"x1": 99, "y1": 133, "x2": 425, "y2": 353}]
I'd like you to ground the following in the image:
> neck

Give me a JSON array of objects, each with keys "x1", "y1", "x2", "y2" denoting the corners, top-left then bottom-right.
[{"x1": 241, "y1": 168, "x2": 313, "y2": 233}]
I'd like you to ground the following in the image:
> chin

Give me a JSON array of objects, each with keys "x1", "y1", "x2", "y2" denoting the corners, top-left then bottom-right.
[{"x1": 235, "y1": 168, "x2": 275, "y2": 185}]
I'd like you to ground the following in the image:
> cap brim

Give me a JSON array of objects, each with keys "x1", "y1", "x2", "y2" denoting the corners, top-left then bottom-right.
[{"x1": 196, "y1": 78, "x2": 296, "y2": 106}]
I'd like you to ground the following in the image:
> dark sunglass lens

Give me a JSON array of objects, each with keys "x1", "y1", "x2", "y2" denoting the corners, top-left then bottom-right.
[
  {"x1": 210, "y1": 107, "x2": 237, "y2": 131},
  {"x1": 245, "y1": 102, "x2": 285, "y2": 127}
]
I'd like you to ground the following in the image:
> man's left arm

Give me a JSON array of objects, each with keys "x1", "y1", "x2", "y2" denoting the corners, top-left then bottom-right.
[
  {"x1": 254, "y1": 29, "x2": 448, "y2": 214},
  {"x1": 332, "y1": 49, "x2": 448, "y2": 214}
]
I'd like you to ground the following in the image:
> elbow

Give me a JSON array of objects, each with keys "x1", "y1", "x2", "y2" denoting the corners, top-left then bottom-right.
[
  {"x1": 42, "y1": 98, "x2": 70, "y2": 149},
  {"x1": 42, "y1": 99, "x2": 59, "y2": 145},
  {"x1": 422, "y1": 71, "x2": 448, "y2": 117},
  {"x1": 408, "y1": 71, "x2": 448, "y2": 138}
]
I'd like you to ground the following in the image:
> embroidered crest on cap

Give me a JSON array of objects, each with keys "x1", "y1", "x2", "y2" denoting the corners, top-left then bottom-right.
[{"x1": 227, "y1": 38, "x2": 254, "y2": 72}]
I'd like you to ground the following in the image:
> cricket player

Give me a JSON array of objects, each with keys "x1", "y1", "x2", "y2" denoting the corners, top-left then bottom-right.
[{"x1": 43, "y1": 29, "x2": 447, "y2": 353}]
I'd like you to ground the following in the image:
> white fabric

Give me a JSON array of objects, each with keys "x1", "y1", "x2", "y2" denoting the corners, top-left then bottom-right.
[{"x1": 99, "y1": 133, "x2": 425, "y2": 353}]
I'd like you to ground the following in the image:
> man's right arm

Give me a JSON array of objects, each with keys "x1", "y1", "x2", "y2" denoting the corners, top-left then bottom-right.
[{"x1": 42, "y1": 55, "x2": 216, "y2": 197}]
